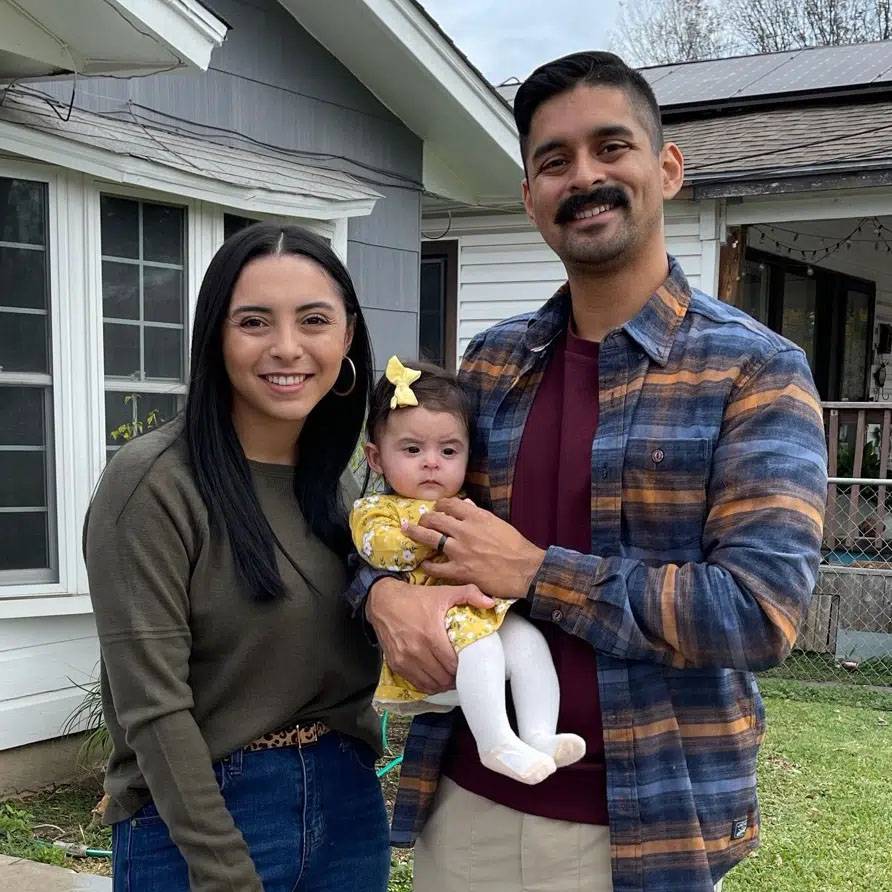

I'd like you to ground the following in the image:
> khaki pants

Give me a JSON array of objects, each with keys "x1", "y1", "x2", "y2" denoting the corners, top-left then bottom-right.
[
  {"x1": 413, "y1": 778, "x2": 726, "y2": 892},
  {"x1": 414, "y1": 778, "x2": 612, "y2": 892}
]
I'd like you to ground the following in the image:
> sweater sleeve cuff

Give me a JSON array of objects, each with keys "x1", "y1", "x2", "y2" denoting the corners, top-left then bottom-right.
[
  {"x1": 344, "y1": 558, "x2": 400, "y2": 646},
  {"x1": 526, "y1": 545, "x2": 603, "y2": 635}
]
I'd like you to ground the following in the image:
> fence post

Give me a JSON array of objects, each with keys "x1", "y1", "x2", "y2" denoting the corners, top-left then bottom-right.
[{"x1": 827, "y1": 408, "x2": 839, "y2": 549}]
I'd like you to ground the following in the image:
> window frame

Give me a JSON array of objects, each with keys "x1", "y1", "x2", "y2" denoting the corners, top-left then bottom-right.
[
  {"x1": 420, "y1": 239, "x2": 459, "y2": 371},
  {"x1": 745, "y1": 247, "x2": 876, "y2": 401},
  {"x1": 0, "y1": 161, "x2": 68, "y2": 595},
  {"x1": 0, "y1": 172, "x2": 337, "y2": 607},
  {"x1": 97, "y1": 189, "x2": 191, "y2": 459}
]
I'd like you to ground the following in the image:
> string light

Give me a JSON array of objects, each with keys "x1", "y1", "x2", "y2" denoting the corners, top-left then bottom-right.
[{"x1": 750, "y1": 217, "x2": 892, "y2": 267}]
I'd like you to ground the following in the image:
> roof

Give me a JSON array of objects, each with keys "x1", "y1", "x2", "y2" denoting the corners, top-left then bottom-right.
[
  {"x1": 279, "y1": 0, "x2": 522, "y2": 205},
  {"x1": 495, "y1": 42, "x2": 892, "y2": 114},
  {"x1": 667, "y1": 98, "x2": 892, "y2": 188},
  {"x1": 493, "y1": 44, "x2": 892, "y2": 194},
  {"x1": 0, "y1": 89, "x2": 381, "y2": 220},
  {"x1": 0, "y1": 0, "x2": 229, "y2": 79},
  {"x1": 643, "y1": 41, "x2": 892, "y2": 112}
]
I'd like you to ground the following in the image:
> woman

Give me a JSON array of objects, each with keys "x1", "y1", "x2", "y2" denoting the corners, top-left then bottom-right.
[{"x1": 84, "y1": 224, "x2": 389, "y2": 892}]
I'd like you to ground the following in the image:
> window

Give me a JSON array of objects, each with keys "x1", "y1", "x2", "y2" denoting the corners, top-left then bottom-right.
[
  {"x1": 420, "y1": 257, "x2": 446, "y2": 366},
  {"x1": 0, "y1": 177, "x2": 56, "y2": 582},
  {"x1": 420, "y1": 242, "x2": 458, "y2": 370},
  {"x1": 780, "y1": 271, "x2": 818, "y2": 371},
  {"x1": 100, "y1": 196, "x2": 187, "y2": 459},
  {"x1": 224, "y1": 213, "x2": 259, "y2": 241},
  {"x1": 840, "y1": 288, "x2": 872, "y2": 401},
  {"x1": 744, "y1": 249, "x2": 875, "y2": 400},
  {"x1": 738, "y1": 260, "x2": 770, "y2": 327}
]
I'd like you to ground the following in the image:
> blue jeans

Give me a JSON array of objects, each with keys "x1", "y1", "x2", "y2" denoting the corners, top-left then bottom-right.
[{"x1": 112, "y1": 733, "x2": 390, "y2": 891}]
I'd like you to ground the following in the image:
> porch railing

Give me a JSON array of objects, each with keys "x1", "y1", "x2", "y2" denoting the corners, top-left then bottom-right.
[
  {"x1": 765, "y1": 402, "x2": 892, "y2": 686},
  {"x1": 823, "y1": 402, "x2": 892, "y2": 549}
]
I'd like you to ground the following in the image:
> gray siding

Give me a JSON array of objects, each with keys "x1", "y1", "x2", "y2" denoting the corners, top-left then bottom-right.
[
  {"x1": 348, "y1": 184, "x2": 420, "y2": 369},
  {"x1": 41, "y1": 0, "x2": 423, "y2": 362}
]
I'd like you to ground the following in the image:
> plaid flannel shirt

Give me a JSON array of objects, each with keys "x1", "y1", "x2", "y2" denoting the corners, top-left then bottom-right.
[{"x1": 346, "y1": 257, "x2": 827, "y2": 891}]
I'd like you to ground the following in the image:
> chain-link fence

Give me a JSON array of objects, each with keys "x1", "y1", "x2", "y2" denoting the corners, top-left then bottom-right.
[{"x1": 765, "y1": 477, "x2": 892, "y2": 687}]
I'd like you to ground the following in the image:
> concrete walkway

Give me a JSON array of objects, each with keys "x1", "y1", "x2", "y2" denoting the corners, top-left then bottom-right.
[{"x1": 0, "y1": 854, "x2": 111, "y2": 890}]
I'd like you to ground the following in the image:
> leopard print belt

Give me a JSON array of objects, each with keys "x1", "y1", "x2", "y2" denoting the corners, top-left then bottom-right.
[{"x1": 244, "y1": 720, "x2": 331, "y2": 752}]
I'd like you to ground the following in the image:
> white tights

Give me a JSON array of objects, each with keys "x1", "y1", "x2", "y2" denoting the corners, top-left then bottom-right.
[{"x1": 444, "y1": 611, "x2": 585, "y2": 784}]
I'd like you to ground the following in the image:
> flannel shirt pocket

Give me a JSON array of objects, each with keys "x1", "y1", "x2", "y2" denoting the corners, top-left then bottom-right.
[{"x1": 621, "y1": 437, "x2": 711, "y2": 550}]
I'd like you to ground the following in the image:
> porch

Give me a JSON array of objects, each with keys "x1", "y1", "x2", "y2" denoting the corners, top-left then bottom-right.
[{"x1": 787, "y1": 401, "x2": 892, "y2": 686}]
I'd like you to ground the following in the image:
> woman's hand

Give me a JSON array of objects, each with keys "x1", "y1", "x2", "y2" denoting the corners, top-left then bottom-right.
[
  {"x1": 365, "y1": 577, "x2": 495, "y2": 693},
  {"x1": 403, "y1": 498, "x2": 546, "y2": 599}
]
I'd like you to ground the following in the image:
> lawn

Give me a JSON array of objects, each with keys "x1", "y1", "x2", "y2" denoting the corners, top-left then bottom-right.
[
  {"x1": 723, "y1": 679, "x2": 892, "y2": 892},
  {"x1": 1, "y1": 679, "x2": 889, "y2": 891}
]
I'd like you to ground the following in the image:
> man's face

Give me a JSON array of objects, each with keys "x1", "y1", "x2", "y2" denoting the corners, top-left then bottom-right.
[{"x1": 521, "y1": 84, "x2": 683, "y2": 271}]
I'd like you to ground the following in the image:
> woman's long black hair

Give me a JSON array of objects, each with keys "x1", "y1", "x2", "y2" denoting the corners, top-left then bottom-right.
[{"x1": 186, "y1": 223, "x2": 373, "y2": 601}]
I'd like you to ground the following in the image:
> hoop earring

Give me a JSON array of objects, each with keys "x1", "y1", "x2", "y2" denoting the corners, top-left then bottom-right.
[{"x1": 332, "y1": 355, "x2": 357, "y2": 397}]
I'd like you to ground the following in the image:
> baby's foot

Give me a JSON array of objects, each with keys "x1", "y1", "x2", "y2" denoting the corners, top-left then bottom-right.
[
  {"x1": 479, "y1": 740, "x2": 557, "y2": 784},
  {"x1": 524, "y1": 732, "x2": 586, "y2": 768}
]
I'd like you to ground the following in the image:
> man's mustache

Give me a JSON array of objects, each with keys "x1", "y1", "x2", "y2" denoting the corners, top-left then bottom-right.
[{"x1": 554, "y1": 186, "x2": 629, "y2": 224}]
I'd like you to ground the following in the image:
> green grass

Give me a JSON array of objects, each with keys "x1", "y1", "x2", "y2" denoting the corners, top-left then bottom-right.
[
  {"x1": 724, "y1": 679, "x2": 892, "y2": 892},
  {"x1": 0, "y1": 801, "x2": 68, "y2": 867},
  {"x1": 388, "y1": 855, "x2": 414, "y2": 892},
  {"x1": 0, "y1": 782, "x2": 111, "y2": 875},
  {"x1": 3, "y1": 683, "x2": 889, "y2": 891},
  {"x1": 384, "y1": 681, "x2": 892, "y2": 892}
]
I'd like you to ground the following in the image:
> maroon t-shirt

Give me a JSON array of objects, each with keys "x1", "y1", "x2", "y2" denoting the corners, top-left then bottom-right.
[{"x1": 441, "y1": 329, "x2": 609, "y2": 824}]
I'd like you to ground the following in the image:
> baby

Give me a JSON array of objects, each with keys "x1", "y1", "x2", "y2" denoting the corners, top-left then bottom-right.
[{"x1": 350, "y1": 356, "x2": 584, "y2": 785}]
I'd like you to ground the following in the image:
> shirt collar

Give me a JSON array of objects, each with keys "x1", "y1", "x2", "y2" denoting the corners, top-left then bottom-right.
[{"x1": 523, "y1": 255, "x2": 692, "y2": 367}]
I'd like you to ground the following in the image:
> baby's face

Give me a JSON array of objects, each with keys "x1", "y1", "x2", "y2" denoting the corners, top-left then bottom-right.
[{"x1": 365, "y1": 407, "x2": 468, "y2": 501}]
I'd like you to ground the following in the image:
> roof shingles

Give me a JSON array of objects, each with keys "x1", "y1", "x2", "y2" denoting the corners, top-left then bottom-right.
[{"x1": 666, "y1": 99, "x2": 892, "y2": 181}]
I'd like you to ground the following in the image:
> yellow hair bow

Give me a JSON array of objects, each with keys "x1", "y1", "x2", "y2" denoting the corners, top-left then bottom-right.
[{"x1": 385, "y1": 355, "x2": 421, "y2": 410}]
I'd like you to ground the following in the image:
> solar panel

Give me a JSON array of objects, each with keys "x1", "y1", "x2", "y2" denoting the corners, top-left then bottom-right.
[
  {"x1": 640, "y1": 41, "x2": 892, "y2": 109},
  {"x1": 738, "y1": 42, "x2": 892, "y2": 96}
]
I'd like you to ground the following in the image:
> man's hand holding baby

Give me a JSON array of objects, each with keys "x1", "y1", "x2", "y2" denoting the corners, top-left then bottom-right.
[
  {"x1": 365, "y1": 577, "x2": 495, "y2": 693},
  {"x1": 403, "y1": 497, "x2": 547, "y2": 599}
]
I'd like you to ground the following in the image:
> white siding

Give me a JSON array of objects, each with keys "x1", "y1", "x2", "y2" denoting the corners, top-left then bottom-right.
[
  {"x1": 453, "y1": 221, "x2": 564, "y2": 356},
  {"x1": 440, "y1": 200, "x2": 719, "y2": 362},
  {"x1": 664, "y1": 200, "x2": 705, "y2": 289},
  {"x1": 0, "y1": 615, "x2": 99, "y2": 749}
]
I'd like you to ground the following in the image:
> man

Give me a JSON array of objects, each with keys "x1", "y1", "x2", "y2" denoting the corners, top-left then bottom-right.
[{"x1": 349, "y1": 51, "x2": 827, "y2": 892}]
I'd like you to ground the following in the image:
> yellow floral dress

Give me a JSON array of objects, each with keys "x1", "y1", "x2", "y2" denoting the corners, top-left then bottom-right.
[{"x1": 349, "y1": 493, "x2": 514, "y2": 714}]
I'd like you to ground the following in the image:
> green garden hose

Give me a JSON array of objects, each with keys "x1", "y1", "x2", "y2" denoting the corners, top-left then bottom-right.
[{"x1": 376, "y1": 711, "x2": 404, "y2": 778}]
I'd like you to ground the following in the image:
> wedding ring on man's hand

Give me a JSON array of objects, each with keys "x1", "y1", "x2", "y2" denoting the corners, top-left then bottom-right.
[{"x1": 436, "y1": 533, "x2": 449, "y2": 554}]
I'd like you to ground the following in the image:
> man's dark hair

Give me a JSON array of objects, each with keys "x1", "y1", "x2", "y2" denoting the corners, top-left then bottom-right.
[
  {"x1": 366, "y1": 360, "x2": 473, "y2": 445},
  {"x1": 514, "y1": 51, "x2": 664, "y2": 166}
]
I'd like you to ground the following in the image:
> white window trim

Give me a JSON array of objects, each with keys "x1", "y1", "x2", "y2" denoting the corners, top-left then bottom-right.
[
  {"x1": 1, "y1": 165, "x2": 349, "y2": 612},
  {"x1": 1, "y1": 161, "x2": 74, "y2": 598},
  {"x1": 0, "y1": 117, "x2": 379, "y2": 225},
  {"x1": 215, "y1": 206, "x2": 341, "y2": 259}
]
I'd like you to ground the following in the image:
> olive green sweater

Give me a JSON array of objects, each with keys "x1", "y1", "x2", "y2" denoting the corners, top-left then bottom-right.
[{"x1": 84, "y1": 418, "x2": 380, "y2": 891}]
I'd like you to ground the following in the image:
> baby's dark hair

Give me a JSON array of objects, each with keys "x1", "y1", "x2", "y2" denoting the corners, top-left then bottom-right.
[{"x1": 366, "y1": 360, "x2": 473, "y2": 444}]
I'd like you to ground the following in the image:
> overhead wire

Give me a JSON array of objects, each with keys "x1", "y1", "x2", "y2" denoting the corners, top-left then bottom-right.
[{"x1": 3, "y1": 83, "x2": 425, "y2": 195}]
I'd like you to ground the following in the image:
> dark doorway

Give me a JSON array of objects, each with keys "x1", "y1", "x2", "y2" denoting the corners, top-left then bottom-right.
[
  {"x1": 741, "y1": 249, "x2": 875, "y2": 401},
  {"x1": 420, "y1": 240, "x2": 458, "y2": 370}
]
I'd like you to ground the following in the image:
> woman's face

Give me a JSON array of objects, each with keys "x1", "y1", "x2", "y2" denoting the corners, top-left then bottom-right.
[{"x1": 222, "y1": 253, "x2": 354, "y2": 435}]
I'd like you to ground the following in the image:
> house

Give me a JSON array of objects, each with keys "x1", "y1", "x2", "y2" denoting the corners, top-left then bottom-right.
[
  {"x1": 420, "y1": 41, "x2": 892, "y2": 666},
  {"x1": 426, "y1": 42, "x2": 892, "y2": 395},
  {"x1": 4, "y1": 0, "x2": 890, "y2": 788},
  {"x1": 0, "y1": 0, "x2": 520, "y2": 790}
]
